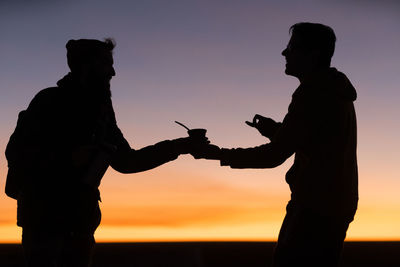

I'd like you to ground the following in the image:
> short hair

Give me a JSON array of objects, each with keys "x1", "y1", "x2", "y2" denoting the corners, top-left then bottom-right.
[
  {"x1": 66, "y1": 38, "x2": 116, "y2": 72},
  {"x1": 289, "y1": 22, "x2": 336, "y2": 66}
]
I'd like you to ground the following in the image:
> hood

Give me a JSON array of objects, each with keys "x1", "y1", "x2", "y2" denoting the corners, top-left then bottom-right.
[
  {"x1": 326, "y1": 68, "x2": 357, "y2": 101},
  {"x1": 56, "y1": 72, "x2": 78, "y2": 89},
  {"x1": 299, "y1": 68, "x2": 357, "y2": 102},
  {"x1": 56, "y1": 72, "x2": 112, "y2": 101}
]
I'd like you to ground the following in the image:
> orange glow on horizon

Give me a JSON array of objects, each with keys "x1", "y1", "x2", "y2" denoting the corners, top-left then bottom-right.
[
  {"x1": 2, "y1": 171, "x2": 400, "y2": 243},
  {"x1": 1, "y1": 165, "x2": 400, "y2": 243}
]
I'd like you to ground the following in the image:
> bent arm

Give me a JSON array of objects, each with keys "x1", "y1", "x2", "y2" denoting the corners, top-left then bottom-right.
[
  {"x1": 220, "y1": 142, "x2": 293, "y2": 169},
  {"x1": 220, "y1": 98, "x2": 308, "y2": 169},
  {"x1": 110, "y1": 140, "x2": 179, "y2": 174}
]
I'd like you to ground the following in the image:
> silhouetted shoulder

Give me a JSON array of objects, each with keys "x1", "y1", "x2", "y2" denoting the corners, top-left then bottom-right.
[
  {"x1": 305, "y1": 68, "x2": 357, "y2": 102},
  {"x1": 27, "y1": 87, "x2": 64, "y2": 111}
]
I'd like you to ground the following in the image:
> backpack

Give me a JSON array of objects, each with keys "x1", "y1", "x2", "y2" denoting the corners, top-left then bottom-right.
[{"x1": 5, "y1": 110, "x2": 27, "y2": 199}]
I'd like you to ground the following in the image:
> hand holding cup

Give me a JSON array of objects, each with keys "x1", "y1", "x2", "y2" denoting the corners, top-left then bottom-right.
[{"x1": 173, "y1": 121, "x2": 209, "y2": 154}]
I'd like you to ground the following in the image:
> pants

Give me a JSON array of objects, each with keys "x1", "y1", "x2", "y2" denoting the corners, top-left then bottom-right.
[
  {"x1": 22, "y1": 226, "x2": 95, "y2": 267},
  {"x1": 272, "y1": 202, "x2": 353, "y2": 267}
]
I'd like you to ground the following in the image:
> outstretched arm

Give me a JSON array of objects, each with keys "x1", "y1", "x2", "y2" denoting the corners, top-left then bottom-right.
[
  {"x1": 192, "y1": 141, "x2": 293, "y2": 169},
  {"x1": 193, "y1": 102, "x2": 308, "y2": 169},
  {"x1": 219, "y1": 142, "x2": 293, "y2": 169},
  {"x1": 110, "y1": 138, "x2": 193, "y2": 173}
]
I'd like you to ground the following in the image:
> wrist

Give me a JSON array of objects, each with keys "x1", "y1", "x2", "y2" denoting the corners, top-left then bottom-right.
[
  {"x1": 171, "y1": 138, "x2": 189, "y2": 155},
  {"x1": 219, "y1": 148, "x2": 230, "y2": 165}
]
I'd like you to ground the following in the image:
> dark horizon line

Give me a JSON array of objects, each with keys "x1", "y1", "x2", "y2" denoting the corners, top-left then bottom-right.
[{"x1": 2, "y1": 240, "x2": 400, "y2": 245}]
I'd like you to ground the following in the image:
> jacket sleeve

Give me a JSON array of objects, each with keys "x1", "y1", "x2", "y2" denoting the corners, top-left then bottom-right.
[
  {"x1": 220, "y1": 97, "x2": 309, "y2": 169},
  {"x1": 108, "y1": 120, "x2": 179, "y2": 174}
]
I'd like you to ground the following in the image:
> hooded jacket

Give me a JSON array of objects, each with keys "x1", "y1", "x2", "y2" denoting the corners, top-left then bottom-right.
[
  {"x1": 5, "y1": 73, "x2": 180, "y2": 229},
  {"x1": 220, "y1": 68, "x2": 358, "y2": 218}
]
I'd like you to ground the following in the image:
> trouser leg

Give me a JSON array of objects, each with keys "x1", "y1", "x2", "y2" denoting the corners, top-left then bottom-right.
[
  {"x1": 22, "y1": 227, "x2": 61, "y2": 267},
  {"x1": 22, "y1": 227, "x2": 95, "y2": 267},
  {"x1": 60, "y1": 231, "x2": 95, "y2": 267},
  {"x1": 272, "y1": 206, "x2": 351, "y2": 267}
]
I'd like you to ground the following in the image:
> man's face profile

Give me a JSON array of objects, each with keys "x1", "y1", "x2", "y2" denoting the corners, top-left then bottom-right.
[
  {"x1": 282, "y1": 34, "x2": 319, "y2": 79},
  {"x1": 79, "y1": 51, "x2": 116, "y2": 94},
  {"x1": 282, "y1": 35, "x2": 307, "y2": 77},
  {"x1": 85, "y1": 52, "x2": 115, "y2": 83}
]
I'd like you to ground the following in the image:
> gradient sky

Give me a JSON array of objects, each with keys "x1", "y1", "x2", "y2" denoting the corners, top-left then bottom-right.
[{"x1": 0, "y1": 0, "x2": 399, "y2": 243}]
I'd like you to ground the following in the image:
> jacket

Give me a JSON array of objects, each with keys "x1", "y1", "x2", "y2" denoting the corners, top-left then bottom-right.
[
  {"x1": 5, "y1": 73, "x2": 179, "y2": 230},
  {"x1": 220, "y1": 68, "x2": 358, "y2": 218}
]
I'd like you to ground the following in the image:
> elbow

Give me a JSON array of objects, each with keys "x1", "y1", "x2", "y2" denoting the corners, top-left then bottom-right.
[
  {"x1": 111, "y1": 164, "x2": 144, "y2": 174},
  {"x1": 110, "y1": 159, "x2": 141, "y2": 174},
  {"x1": 263, "y1": 147, "x2": 293, "y2": 168},
  {"x1": 235, "y1": 152, "x2": 289, "y2": 169},
  {"x1": 110, "y1": 163, "x2": 132, "y2": 174},
  {"x1": 114, "y1": 167, "x2": 133, "y2": 174},
  {"x1": 229, "y1": 159, "x2": 284, "y2": 169},
  {"x1": 268, "y1": 157, "x2": 287, "y2": 168},
  {"x1": 266, "y1": 151, "x2": 291, "y2": 168},
  {"x1": 110, "y1": 150, "x2": 139, "y2": 174}
]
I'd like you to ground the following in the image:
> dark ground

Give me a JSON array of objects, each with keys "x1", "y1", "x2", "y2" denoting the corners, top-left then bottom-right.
[{"x1": 1, "y1": 242, "x2": 399, "y2": 267}]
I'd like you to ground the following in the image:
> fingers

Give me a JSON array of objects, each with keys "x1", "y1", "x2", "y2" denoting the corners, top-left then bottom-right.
[
  {"x1": 245, "y1": 121, "x2": 255, "y2": 127},
  {"x1": 254, "y1": 114, "x2": 267, "y2": 124},
  {"x1": 246, "y1": 116, "x2": 266, "y2": 129},
  {"x1": 246, "y1": 114, "x2": 265, "y2": 127},
  {"x1": 188, "y1": 136, "x2": 210, "y2": 147},
  {"x1": 190, "y1": 143, "x2": 221, "y2": 160}
]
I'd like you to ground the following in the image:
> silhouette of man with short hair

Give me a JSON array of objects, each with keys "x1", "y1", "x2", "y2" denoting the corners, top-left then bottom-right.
[
  {"x1": 5, "y1": 38, "x2": 206, "y2": 267},
  {"x1": 193, "y1": 22, "x2": 358, "y2": 266}
]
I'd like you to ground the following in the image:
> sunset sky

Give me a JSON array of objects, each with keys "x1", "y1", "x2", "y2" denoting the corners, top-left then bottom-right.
[{"x1": 0, "y1": 0, "x2": 399, "y2": 243}]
